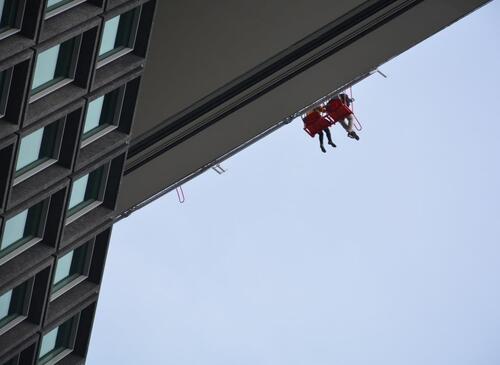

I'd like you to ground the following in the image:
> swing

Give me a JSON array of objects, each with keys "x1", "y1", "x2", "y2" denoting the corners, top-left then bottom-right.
[
  {"x1": 325, "y1": 89, "x2": 363, "y2": 131},
  {"x1": 302, "y1": 110, "x2": 333, "y2": 137},
  {"x1": 325, "y1": 97, "x2": 353, "y2": 123}
]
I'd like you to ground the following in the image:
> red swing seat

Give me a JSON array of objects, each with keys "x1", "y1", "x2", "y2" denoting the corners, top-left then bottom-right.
[
  {"x1": 325, "y1": 98, "x2": 353, "y2": 123},
  {"x1": 303, "y1": 111, "x2": 333, "y2": 137}
]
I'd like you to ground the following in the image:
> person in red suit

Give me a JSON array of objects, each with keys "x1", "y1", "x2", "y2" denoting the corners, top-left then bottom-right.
[
  {"x1": 331, "y1": 93, "x2": 360, "y2": 141},
  {"x1": 303, "y1": 107, "x2": 336, "y2": 153}
]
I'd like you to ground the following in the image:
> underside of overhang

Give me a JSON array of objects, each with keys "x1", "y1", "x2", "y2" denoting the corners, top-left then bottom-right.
[{"x1": 117, "y1": 0, "x2": 490, "y2": 217}]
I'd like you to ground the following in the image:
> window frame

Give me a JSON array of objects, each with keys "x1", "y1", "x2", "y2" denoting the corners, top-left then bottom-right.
[
  {"x1": 65, "y1": 164, "x2": 110, "y2": 225},
  {"x1": 29, "y1": 35, "x2": 83, "y2": 103},
  {"x1": 96, "y1": 7, "x2": 142, "y2": 69},
  {"x1": 0, "y1": 0, "x2": 27, "y2": 41},
  {"x1": 0, "y1": 278, "x2": 35, "y2": 337},
  {"x1": 0, "y1": 67, "x2": 14, "y2": 119},
  {"x1": 0, "y1": 199, "x2": 51, "y2": 266},
  {"x1": 81, "y1": 86, "x2": 126, "y2": 147},
  {"x1": 13, "y1": 118, "x2": 66, "y2": 186},
  {"x1": 44, "y1": 0, "x2": 87, "y2": 20},
  {"x1": 38, "y1": 313, "x2": 81, "y2": 365},
  {"x1": 50, "y1": 239, "x2": 94, "y2": 301}
]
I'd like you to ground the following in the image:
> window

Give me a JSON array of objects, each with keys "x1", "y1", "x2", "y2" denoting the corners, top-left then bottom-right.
[
  {"x1": 97, "y1": 9, "x2": 139, "y2": 66},
  {"x1": 0, "y1": 67, "x2": 13, "y2": 118},
  {"x1": 45, "y1": 0, "x2": 87, "y2": 18},
  {"x1": 82, "y1": 88, "x2": 123, "y2": 145},
  {"x1": 38, "y1": 316, "x2": 78, "y2": 365},
  {"x1": 0, "y1": 281, "x2": 31, "y2": 335},
  {"x1": 51, "y1": 243, "x2": 90, "y2": 298},
  {"x1": 0, "y1": 202, "x2": 44, "y2": 261},
  {"x1": 66, "y1": 166, "x2": 106, "y2": 222},
  {"x1": 14, "y1": 122, "x2": 61, "y2": 184},
  {"x1": 0, "y1": 0, "x2": 21, "y2": 39},
  {"x1": 31, "y1": 37, "x2": 79, "y2": 100}
]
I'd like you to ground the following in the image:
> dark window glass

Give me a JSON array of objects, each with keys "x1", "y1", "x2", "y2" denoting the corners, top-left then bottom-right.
[
  {"x1": 0, "y1": 0, "x2": 19, "y2": 34},
  {"x1": 38, "y1": 316, "x2": 76, "y2": 364},
  {"x1": 46, "y1": 0, "x2": 83, "y2": 13},
  {"x1": 98, "y1": 10, "x2": 137, "y2": 60},
  {"x1": 52, "y1": 244, "x2": 88, "y2": 293},
  {"x1": 67, "y1": 167, "x2": 105, "y2": 217},
  {"x1": 0, "y1": 202, "x2": 44, "y2": 259},
  {"x1": 31, "y1": 38, "x2": 77, "y2": 96},
  {"x1": 82, "y1": 89, "x2": 120, "y2": 139},
  {"x1": 0, "y1": 282, "x2": 28, "y2": 329},
  {"x1": 15, "y1": 122, "x2": 60, "y2": 177}
]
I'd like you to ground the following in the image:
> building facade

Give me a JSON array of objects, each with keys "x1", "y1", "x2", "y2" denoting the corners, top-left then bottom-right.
[{"x1": 0, "y1": 0, "x2": 155, "y2": 363}]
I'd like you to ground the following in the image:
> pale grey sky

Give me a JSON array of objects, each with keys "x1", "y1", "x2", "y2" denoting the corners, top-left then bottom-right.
[{"x1": 88, "y1": 2, "x2": 500, "y2": 364}]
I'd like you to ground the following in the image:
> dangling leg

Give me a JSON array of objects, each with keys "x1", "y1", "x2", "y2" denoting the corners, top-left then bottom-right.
[
  {"x1": 344, "y1": 114, "x2": 360, "y2": 140},
  {"x1": 339, "y1": 118, "x2": 350, "y2": 133},
  {"x1": 318, "y1": 131, "x2": 326, "y2": 153},
  {"x1": 324, "y1": 127, "x2": 336, "y2": 148}
]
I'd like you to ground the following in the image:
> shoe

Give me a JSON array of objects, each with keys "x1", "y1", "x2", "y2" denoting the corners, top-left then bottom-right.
[
  {"x1": 348, "y1": 131, "x2": 360, "y2": 140},
  {"x1": 320, "y1": 145, "x2": 327, "y2": 153},
  {"x1": 328, "y1": 141, "x2": 337, "y2": 148}
]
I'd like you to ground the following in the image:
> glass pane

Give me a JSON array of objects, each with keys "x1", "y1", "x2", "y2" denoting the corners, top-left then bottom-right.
[
  {"x1": 32, "y1": 44, "x2": 61, "y2": 90},
  {"x1": 16, "y1": 128, "x2": 45, "y2": 171},
  {"x1": 39, "y1": 316, "x2": 75, "y2": 362},
  {"x1": 15, "y1": 122, "x2": 59, "y2": 177},
  {"x1": 53, "y1": 250, "x2": 74, "y2": 285},
  {"x1": 1, "y1": 209, "x2": 28, "y2": 250},
  {"x1": 31, "y1": 38, "x2": 76, "y2": 94},
  {"x1": 67, "y1": 167, "x2": 104, "y2": 216},
  {"x1": 0, "y1": 203, "x2": 43, "y2": 257},
  {"x1": 0, "y1": 282, "x2": 28, "y2": 328},
  {"x1": 52, "y1": 244, "x2": 87, "y2": 292},
  {"x1": 46, "y1": 0, "x2": 79, "y2": 12},
  {"x1": 99, "y1": 15, "x2": 120, "y2": 56},
  {"x1": 98, "y1": 10, "x2": 136, "y2": 60},
  {"x1": 0, "y1": 289, "x2": 12, "y2": 320},
  {"x1": 39, "y1": 326, "x2": 59, "y2": 358},
  {"x1": 82, "y1": 89, "x2": 120, "y2": 139},
  {"x1": 0, "y1": 0, "x2": 18, "y2": 31},
  {"x1": 68, "y1": 174, "x2": 89, "y2": 211},
  {"x1": 83, "y1": 96, "x2": 104, "y2": 134}
]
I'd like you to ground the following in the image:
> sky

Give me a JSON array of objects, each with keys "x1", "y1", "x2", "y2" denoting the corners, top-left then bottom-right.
[{"x1": 88, "y1": 2, "x2": 500, "y2": 364}]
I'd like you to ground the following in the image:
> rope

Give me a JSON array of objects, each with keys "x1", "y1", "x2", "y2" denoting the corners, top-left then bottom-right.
[
  {"x1": 176, "y1": 186, "x2": 185, "y2": 203},
  {"x1": 348, "y1": 86, "x2": 363, "y2": 132},
  {"x1": 349, "y1": 86, "x2": 354, "y2": 113}
]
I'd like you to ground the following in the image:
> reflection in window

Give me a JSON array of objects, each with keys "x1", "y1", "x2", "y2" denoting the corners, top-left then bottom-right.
[
  {"x1": 39, "y1": 316, "x2": 76, "y2": 364},
  {"x1": 98, "y1": 10, "x2": 137, "y2": 61},
  {"x1": 67, "y1": 167, "x2": 105, "y2": 218},
  {"x1": 0, "y1": 282, "x2": 28, "y2": 329},
  {"x1": 83, "y1": 89, "x2": 120, "y2": 140},
  {"x1": 31, "y1": 38, "x2": 77, "y2": 96},
  {"x1": 0, "y1": 0, "x2": 19, "y2": 35},
  {"x1": 52, "y1": 244, "x2": 88, "y2": 293},
  {"x1": 15, "y1": 122, "x2": 60, "y2": 179},
  {"x1": 0, "y1": 203, "x2": 43, "y2": 258}
]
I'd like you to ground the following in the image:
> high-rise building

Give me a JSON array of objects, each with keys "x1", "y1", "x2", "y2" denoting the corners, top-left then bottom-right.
[
  {"x1": 0, "y1": 0, "x2": 491, "y2": 363},
  {"x1": 0, "y1": 0, "x2": 155, "y2": 363}
]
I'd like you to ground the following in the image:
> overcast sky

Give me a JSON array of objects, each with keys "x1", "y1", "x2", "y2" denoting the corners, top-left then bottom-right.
[{"x1": 88, "y1": 2, "x2": 500, "y2": 364}]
